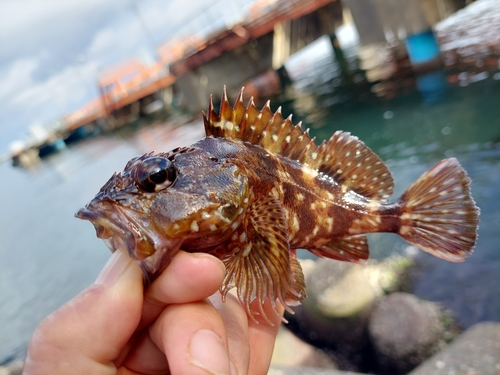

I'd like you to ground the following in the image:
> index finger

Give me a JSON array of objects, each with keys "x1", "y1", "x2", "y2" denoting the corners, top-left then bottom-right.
[{"x1": 139, "y1": 251, "x2": 226, "y2": 329}]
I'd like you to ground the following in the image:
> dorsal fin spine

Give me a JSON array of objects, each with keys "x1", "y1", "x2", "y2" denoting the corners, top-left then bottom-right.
[
  {"x1": 233, "y1": 88, "x2": 246, "y2": 133},
  {"x1": 298, "y1": 136, "x2": 317, "y2": 165}
]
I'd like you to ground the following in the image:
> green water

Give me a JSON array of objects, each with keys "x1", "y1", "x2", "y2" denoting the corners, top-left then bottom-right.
[{"x1": 277, "y1": 49, "x2": 500, "y2": 328}]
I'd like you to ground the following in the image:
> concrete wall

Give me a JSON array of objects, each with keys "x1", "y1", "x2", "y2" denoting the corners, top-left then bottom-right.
[
  {"x1": 273, "y1": 2, "x2": 343, "y2": 68},
  {"x1": 174, "y1": 32, "x2": 274, "y2": 113},
  {"x1": 343, "y1": 0, "x2": 465, "y2": 45}
]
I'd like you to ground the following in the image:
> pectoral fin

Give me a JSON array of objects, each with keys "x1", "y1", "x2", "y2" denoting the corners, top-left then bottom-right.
[
  {"x1": 285, "y1": 251, "x2": 307, "y2": 306},
  {"x1": 220, "y1": 194, "x2": 300, "y2": 324}
]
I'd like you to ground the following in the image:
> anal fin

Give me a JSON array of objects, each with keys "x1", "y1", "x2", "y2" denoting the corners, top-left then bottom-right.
[{"x1": 309, "y1": 236, "x2": 369, "y2": 263}]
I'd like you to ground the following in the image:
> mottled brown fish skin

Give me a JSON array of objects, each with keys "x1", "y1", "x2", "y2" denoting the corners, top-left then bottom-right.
[
  {"x1": 200, "y1": 137, "x2": 375, "y2": 247},
  {"x1": 76, "y1": 87, "x2": 479, "y2": 324}
]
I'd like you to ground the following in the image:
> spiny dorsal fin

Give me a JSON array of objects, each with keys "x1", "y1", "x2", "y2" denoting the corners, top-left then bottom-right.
[
  {"x1": 202, "y1": 87, "x2": 314, "y2": 160},
  {"x1": 203, "y1": 87, "x2": 394, "y2": 201}
]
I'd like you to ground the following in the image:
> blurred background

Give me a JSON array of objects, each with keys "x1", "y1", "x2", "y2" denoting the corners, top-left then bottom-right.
[{"x1": 1, "y1": 0, "x2": 499, "y2": 373}]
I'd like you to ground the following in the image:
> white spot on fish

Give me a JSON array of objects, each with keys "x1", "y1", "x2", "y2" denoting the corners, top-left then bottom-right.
[
  {"x1": 400, "y1": 225, "x2": 411, "y2": 235},
  {"x1": 239, "y1": 232, "x2": 247, "y2": 242},
  {"x1": 292, "y1": 214, "x2": 300, "y2": 232},
  {"x1": 209, "y1": 224, "x2": 218, "y2": 231},
  {"x1": 243, "y1": 243, "x2": 252, "y2": 257},
  {"x1": 302, "y1": 166, "x2": 318, "y2": 178},
  {"x1": 326, "y1": 217, "x2": 334, "y2": 231},
  {"x1": 190, "y1": 221, "x2": 199, "y2": 232}
]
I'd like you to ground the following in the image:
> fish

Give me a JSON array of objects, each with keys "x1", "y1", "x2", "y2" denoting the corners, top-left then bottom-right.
[{"x1": 76, "y1": 88, "x2": 479, "y2": 323}]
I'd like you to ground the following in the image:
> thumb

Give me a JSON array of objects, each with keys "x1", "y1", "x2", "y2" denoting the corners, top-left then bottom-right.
[{"x1": 24, "y1": 249, "x2": 143, "y2": 375}]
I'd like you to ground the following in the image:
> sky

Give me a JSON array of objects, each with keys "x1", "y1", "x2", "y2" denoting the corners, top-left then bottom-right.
[{"x1": 0, "y1": 0, "x2": 254, "y2": 154}]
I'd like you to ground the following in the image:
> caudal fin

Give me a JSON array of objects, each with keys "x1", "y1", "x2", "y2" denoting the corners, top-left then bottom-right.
[{"x1": 397, "y1": 158, "x2": 479, "y2": 262}]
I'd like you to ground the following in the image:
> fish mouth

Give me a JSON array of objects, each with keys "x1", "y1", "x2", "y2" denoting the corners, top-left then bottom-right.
[{"x1": 76, "y1": 202, "x2": 182, "y2": 278}]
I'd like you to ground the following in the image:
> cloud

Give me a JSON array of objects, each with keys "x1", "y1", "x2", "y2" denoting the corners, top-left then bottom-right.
[
  {"x1": 11, "y1": 61, "x2": 98, "y2": 112},
  {"x1": 0, "y1": 0, "x2": 257, "y2": 152},
  {"x1": 0, "y1": 58, "x2": 39, "y2": 101},
  {"x1": 0, "y1": 0, "x2": 119, "y2": 67}
]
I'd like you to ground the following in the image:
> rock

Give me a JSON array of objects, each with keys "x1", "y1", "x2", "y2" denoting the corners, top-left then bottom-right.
[
  {"x1": 0, "y1": 362, "x2": 23, "y2": 375},
  {"x1": 368, "y1": 292, "x2": 460, "y2": 374},
  {"x1": 271, "y1": 326, "x2": 338, "y2": 369},
  {"x1": 268, "y1": 366, "x2": 369, "y2": 375},
  {"x1": 290, "y1": 255, "x2": 415, "y2": 347},
  {"x1": 292, "y1": 259, "x2": 376, "y2": 357},
  {"x1": 283, "y1": 255, "x2": 415, "y2": 371},
  {"x1": 408, "y1": 322, "x2": 500, "y2": 375}
]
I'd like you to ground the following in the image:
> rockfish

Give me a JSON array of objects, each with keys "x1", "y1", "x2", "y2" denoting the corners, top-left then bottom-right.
[{"x1": 76, "y1": 88, "x2": 479, "y2": 323}]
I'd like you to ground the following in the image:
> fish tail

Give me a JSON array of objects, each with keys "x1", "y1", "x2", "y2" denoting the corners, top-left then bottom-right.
[{"x1": 397, "y1": 158, "x2": 479, "y2": 262}]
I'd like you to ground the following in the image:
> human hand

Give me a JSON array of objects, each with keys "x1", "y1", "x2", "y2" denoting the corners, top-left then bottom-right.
[{"x1": 24, "y1": 249, "x2": 283, "y2": 375}]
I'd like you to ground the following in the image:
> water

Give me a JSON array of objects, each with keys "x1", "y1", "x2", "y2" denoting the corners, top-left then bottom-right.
[
  {"x1": 280, "y1": 41, "x2": 500, "y2": 331},
  {"x1": 1, "y1": 44, "x2": 500, "y2": 367}
]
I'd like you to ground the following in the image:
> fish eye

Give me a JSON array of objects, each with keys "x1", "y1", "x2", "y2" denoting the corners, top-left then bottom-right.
[{"x1": 134, "y1": 157, "x2": 177, "y2": 192}]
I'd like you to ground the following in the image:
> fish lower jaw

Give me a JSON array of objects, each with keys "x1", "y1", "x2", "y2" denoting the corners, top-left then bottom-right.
[
  {"x1": 102, "y1": 231, "x2": 182, "y2": 280},
  {"x1": 137, "y1": 239, "x2": 182, "y2": 282}
]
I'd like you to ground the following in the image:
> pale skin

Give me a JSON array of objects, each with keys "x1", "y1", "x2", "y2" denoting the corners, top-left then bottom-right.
[{"x1": 24, "y1": 249, "x2": 283, "y2": 375}]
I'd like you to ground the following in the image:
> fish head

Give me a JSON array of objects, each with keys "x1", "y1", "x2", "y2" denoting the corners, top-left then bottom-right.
[{"x1": 76, "y1": 145, "x2": 249, "y2": 278}]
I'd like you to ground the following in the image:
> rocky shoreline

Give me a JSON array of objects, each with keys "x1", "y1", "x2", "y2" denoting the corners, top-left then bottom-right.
[
  {"x1": 270, "y1": 256, "x2": 500, "y2": 375},
  {"x1": 269, "y1": 321, "x2": 500, "y2": 375}
]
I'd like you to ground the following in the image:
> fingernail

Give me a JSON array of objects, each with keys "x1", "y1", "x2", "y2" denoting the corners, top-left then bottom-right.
[
  {"x1": 189, "y1": 329, "x2": 230, "y2": 375},
  {"x1": 95, "y1": 249, "x2": 133, "y2": 287}
]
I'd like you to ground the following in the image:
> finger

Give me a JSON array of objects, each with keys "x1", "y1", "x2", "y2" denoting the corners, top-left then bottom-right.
[
  {"x1": 209, "y1": 292, "x2": 250, "y2": 375},
  {"x1": 120, "y1": 328, "x2": 169, "y2": 374},
  {"x1": 139, "y1": 251, "x2": 225, "y2": 328},
  {"x1": 211, "y1": 292, "x2": 284, "y2": 375},
  {"x1": 247, "y1": 299, "x2": 284, "y2": 375},
  {"x1": 24, "y1": 248, "x2": 144, "y2": 375},
  {"x1": 150, "y1": 300, "x2": 236, "y2": 375},
  {"x1": 124, "y1": 292, "x2": 251, "y2": 375}
]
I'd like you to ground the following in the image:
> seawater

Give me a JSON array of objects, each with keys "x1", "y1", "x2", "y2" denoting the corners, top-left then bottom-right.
[{"x1": 1, "y1": 44, "x2": 499, "y2": 364}]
